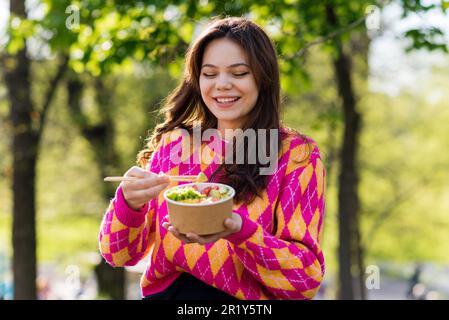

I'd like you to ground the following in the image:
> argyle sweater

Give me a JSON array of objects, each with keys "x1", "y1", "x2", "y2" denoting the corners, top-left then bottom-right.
[{"x1": 99, "y1": 127, "x2": 326, "y2": 300}]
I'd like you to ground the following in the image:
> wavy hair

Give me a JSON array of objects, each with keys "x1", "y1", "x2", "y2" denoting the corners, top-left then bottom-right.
[{"x1": 137, "y1": 17, "x2": 289, "y2": 204}]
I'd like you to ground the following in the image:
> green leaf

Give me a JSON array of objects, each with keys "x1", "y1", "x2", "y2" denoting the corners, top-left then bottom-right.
[{"x1": 443, "y1": 1, "x2": 449, "y2": 12}]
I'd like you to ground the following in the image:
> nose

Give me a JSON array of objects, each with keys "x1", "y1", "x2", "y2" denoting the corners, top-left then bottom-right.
[{"x1": 216, "y1": 74, "x2": 232, "y2": 90}]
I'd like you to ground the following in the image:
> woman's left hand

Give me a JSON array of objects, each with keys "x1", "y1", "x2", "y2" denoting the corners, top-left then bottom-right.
[{"x1": 162, "y1": 212, "x2": 242, "y2": 245}]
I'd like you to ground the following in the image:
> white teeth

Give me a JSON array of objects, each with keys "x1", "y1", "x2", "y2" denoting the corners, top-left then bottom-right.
[{"x1": 216, "y1": 97, "x2": 239, "y2": 103}]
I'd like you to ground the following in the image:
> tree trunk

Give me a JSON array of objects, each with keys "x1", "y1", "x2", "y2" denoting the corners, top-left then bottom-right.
[
  {"x1": 326, "y1": 4, "x2": 363, "y2": 300},
  {"x1": 3, "y1": 16, "x2": 67, "y2": 300},
  {"x1": 355, "y1": 223, "x2": 366, "y2": 300},
  {"x1": 4, "y1": 50, "x2": 38, "y2": 299},
  {"x1": 2, "y1": 0, "x2": 37, "y2": 300},
  {"x1": 334, "y1": 49, "x2": 361, "y2": 300},
  {"x1": 349, "y1": 32, "x2": 371, "y2": 302},
  {"x1": 66, "y1": 74, "x2": 125, "y2": 299}
]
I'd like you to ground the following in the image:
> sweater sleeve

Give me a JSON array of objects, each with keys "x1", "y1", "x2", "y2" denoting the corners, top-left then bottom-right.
[
  {"x1": 98, "y1": 138, "x2": 165, "y2": 267},
  {"x1": 225, "y1": 142, "x2": 326, "y2": 300}
]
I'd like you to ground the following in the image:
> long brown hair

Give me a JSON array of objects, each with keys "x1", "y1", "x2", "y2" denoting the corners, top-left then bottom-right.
[{"x1": 138, "y1": 17, "x2": 286, "y2": 204}]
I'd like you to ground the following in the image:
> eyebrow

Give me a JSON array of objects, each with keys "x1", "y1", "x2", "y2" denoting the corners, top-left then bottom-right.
[{"x1": 201, "y1": 63, "x2": 250, "y2": 69}]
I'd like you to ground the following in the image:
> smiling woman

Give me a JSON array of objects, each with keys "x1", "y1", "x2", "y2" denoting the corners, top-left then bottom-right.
[
  {"x1": 98, "y1": 17, "x2": 326, "y2": 301},
  {"x1": 199, "y1": 39, "x2": 259, "y2": 134}
]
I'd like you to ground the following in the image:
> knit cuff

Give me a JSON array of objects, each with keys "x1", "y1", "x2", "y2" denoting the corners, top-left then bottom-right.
[
  {"x1": 114, "y1": 185, "x2": 148, "y2": 228},
  {"x1": 224, "y1": 211, "x2": 258, "y2": 245}
]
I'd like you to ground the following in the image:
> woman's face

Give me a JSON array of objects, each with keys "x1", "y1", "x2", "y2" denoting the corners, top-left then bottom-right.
[{"x1": 199, "y1": 38, "x2": 259, "y2": 133}]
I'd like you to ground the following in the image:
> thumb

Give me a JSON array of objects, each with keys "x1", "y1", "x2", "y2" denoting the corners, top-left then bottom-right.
[{"x1": 224, "y1": 218, "x2": 239, "y2": 231}]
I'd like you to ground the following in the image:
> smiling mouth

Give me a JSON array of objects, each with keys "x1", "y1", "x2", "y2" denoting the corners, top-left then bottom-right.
[{"x1": 214, "y1": 97, "x2": 240, "y2": 104}]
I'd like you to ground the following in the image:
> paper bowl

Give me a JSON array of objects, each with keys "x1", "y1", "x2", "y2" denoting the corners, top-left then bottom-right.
[{"x1": 163, "y1": 182, "x2": 235, "y2": 235}]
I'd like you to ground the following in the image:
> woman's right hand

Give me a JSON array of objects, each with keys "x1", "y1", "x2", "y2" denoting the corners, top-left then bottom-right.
[{"x1": 121, "y1": 166, "x2": 171, "y2": 210}]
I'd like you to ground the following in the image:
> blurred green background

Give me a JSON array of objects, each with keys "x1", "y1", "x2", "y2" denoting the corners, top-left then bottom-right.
[{"x1": 1, "y1": 0, "x2": 449, "y2": 300}]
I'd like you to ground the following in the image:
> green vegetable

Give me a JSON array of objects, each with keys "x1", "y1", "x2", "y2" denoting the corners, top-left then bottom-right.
[
  {"x1": 209, "y1": 189, "x2": 221, "y2": 199},
  {"x1": 197, "y1": 172, "x2": 208, "y2": 182},
  {"x1": 166, "y1": 187, "x2": 204, "y2": 201},
  {"x1": 218, "y1": 186, "x2": 228, "y2": 194}
]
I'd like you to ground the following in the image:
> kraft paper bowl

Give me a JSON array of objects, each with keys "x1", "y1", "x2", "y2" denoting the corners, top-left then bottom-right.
[{"x1": 163, "y1": 182, "x2": 235, "y2": 235}]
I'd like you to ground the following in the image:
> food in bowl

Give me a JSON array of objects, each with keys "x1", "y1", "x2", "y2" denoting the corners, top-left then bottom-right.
[
  {"x1": 165, "y1": 184, "x2": 232, "y2": 204},
  {"x1": 196, "y1": 172, "x2": 208, "y2": 183},
  {"x1": 163, "y1": 182, "x2": 235, "y2": 235}
]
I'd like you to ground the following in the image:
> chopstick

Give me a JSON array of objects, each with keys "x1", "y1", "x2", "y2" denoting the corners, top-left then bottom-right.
[
  {"x1": 103, "y1": 177, "x2": 139, "y2": 182},
  {"x1": 103, "y1": 175, "x2": 198, "y2": 182}
]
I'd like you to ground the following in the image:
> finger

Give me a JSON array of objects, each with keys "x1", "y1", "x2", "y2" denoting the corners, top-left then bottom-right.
[
  {"x1": 224, "y1": 218, "x2": 239, "y2": 232},
  {"x1": 121, "y1": 168, "x2": 153, "y2": 191},
  {"x1": 124, "y1": 166, "x2": 148, "y2": 178},
  {"x1": 126, "y1": 173, "x2": 170, "y2": 190},
  {"x1": 155, "y1": 173, "x2": 171, "y2": 185},
  {"x1": 132, "y1": 181, "x2": 171, "y2": 200},
  {"x1": 168, "y1": 226, "x2": 192, "y2": 243},
  {"x1": 162, "y1": 222, "x2": 170, "y2": 229},
  {"x1": 185, "y1": 233, "x2": 203, "y2": 243},
  {"x1": 186, "y1": 232, "x2": 223, "y2": 245}
]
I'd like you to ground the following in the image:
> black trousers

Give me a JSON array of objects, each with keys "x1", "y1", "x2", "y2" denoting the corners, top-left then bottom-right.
[{"x1": 142, "y1": 273, "x2": 239, "y2": 300}]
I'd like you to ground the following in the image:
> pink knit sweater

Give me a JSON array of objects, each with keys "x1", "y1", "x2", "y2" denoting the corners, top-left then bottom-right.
[{"x1": 99, "y1": 127, "x2": 326, "y2": 299}]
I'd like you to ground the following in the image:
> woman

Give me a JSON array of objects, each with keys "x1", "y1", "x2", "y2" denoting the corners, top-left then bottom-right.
[{"x1": 99, "y1": 17, "x2": 326, "y2": 300}]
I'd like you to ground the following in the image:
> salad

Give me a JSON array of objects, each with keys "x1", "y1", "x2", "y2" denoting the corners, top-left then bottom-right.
[{"x1": 165, "y1": 184, "x2": 233, "y2": 204}]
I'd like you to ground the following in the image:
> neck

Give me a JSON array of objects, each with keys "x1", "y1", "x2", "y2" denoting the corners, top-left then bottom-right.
[{"x1": 217, "y1": 121, "x2": 242, "y2": 141}]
